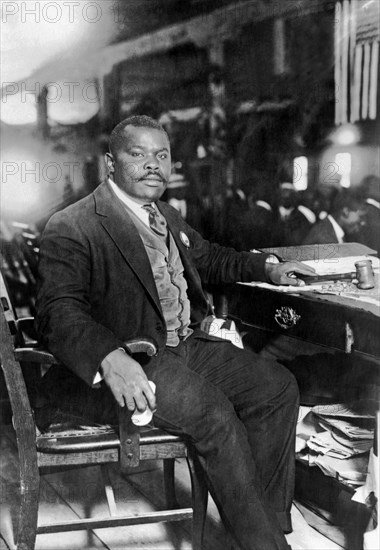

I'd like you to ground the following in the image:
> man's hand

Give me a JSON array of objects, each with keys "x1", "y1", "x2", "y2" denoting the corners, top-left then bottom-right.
[
  {"x1": 266, "y1": 261, "x2": 316, "y2": 286},
  {"x1": 100, "y1": 349, "x2": 156, "y2": 412}
]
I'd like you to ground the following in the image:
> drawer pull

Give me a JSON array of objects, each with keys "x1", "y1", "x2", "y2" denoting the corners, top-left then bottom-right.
[{"x1": 274, "y1": 307, "x2": 301, "y2": 329}]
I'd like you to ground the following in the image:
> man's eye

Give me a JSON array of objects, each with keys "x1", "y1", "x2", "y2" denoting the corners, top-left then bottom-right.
[
  {"x1": 131, "y1": 152, "x2": 143, "y2": 157},
  {"x1": 158, "y1": 153, "x2": 168, "y2": 159}
]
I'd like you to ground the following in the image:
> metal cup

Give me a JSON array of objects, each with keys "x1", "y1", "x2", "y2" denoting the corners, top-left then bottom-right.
[{"x1": 355, "y1": 259, "x2": 375, "y2": 290}]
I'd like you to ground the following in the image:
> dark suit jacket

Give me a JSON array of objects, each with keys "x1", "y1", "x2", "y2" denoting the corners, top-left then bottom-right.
[
  {"x1": 302, "y1": 217, "x2": 340, "y2": 245},
  {"x1": 277, "y1": 208, "x2": 312, "y2": 247},
  {"x1": 359, "y1": 202, "x2": 380, "y2": 253},
  {"x1": 36, "y1": 181, "x2": 271, "y2": 389}
]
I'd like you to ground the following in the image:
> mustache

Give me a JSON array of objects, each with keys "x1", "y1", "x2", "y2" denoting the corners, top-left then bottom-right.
[{"x1": 139, "y1": 171, "x2": 165, "y2": 182}]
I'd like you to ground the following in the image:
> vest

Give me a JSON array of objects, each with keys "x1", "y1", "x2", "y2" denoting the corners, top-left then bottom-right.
[{"x1": 127, "y1": 207, "x2": 191, "y2": 347}]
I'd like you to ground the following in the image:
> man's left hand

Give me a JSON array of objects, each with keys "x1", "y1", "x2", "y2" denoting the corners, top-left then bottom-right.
[{"x1": 266, "y1": 261, "x2": 316, "y2": 286}]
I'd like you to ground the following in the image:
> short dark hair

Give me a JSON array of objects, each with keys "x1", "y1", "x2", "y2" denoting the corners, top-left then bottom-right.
[
  {"x1": 109, "y1": 115, "x2": 168, "y2": 155},
  {"x1": 330, "y1": 189, "x2": 364, "y2": 215}
]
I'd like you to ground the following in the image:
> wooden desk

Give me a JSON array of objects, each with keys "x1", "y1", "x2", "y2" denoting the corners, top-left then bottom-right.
[
  {"x1": 225, "y1": 279, "x2": 380, "y2": 361},
  {"x1": 225, "y1": 279, "x2": 379, "y2": 544}
]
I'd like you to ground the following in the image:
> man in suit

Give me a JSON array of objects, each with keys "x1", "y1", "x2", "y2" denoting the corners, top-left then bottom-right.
[
  {"x1": 357, "y1": 175, "x2": 380, "y2": 254},
  {"x1": 36, "y1": 115, "x2": 315, "y2": 550},
  {"x1": 302, "y1": 190, "x2": 365, "y2": 245},
  {"x1": 276, "y1": 183, "x2": 314, "y2": 246}
]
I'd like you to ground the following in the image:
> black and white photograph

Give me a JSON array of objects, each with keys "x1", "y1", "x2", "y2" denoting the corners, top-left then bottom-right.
[{"x1": 1, "y1": 1, "x2": 379, "y2": 549}]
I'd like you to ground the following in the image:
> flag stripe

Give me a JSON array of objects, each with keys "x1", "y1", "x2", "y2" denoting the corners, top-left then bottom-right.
[
  {"x1": 369, "y1": 41, "x2": 379, "y2": 120},
  {"x1": 361, "y1": 41, "x2": 371, "y2": 119},
  {"x1": 335, "y1": 1, "x2": 343, "y2": 125}
]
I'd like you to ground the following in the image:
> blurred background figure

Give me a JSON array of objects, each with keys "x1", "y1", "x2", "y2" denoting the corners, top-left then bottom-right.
[
  {"x1": 246, "y1": 188, "x2": 278, "y2": 249},
  {"x1": 166, "y1": 172, "x2": 189, "y2": 218},
  {"x1": 277, "y1": 182, "x2": 314, "y2": 246},
  {"x1": 163, "y1": 169, "x2": 205, "y2": 233},
  {"x1": 222, "y1": 182, "x2": 278, "y2": 251},
  {"x1": 357, "y1": 175, "x2": 380, "y2": 254},
  {"x1": 222, "y1": 184, "x2": 250, "y2": 250},
  {"x1": 312, "y1": 181, "x2": 342, "y2": 221},
  {"x1": 303, "y1": 190, "x2": 365, "y2": 245}
]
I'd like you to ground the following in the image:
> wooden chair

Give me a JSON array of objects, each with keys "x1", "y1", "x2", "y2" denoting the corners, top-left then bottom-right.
[{"x1": 0, "y1": 273, "x2": 208, "y2": 550}]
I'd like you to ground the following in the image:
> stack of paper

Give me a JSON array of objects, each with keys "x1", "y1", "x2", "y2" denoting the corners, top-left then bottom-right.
[
  {"x1": 309, "y1": 453, "x2": 369, "y2": 486},
  {"x1": 312, "y1": 404, "x2": 375, "y2": 455},
  {"x1": 296, "y1": 403, "x2": 375, "y2": 486}
]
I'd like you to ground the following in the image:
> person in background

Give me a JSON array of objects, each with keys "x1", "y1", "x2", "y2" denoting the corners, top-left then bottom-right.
[
  {"x1": 246, "y1": 189, "x2": 279, "y2": 249},
  {"x1": 302, "y1": 189, "x2": 365, "y2": 245},
  {"x1": 239, "y1": 186, "x2": 278, "y2": 250},
  {"x1": 222, "y1": 184, "x2": 250, "y2": 250},
  {"x1": 164, "y1": 172, "x2": 189, "y2": 218},
  {"x1": 312, "y1": 182, "x2": 341, "y2": 221},
  {"x1": 36, "y1": 115, "x2": 316, "y2": 550},
  {"x1": 357, "y1": 175, "x2": 380, "y2": 254},
  {"x1": 277, "y1": 182, "x2": 314, "y2": 246},
  {"x1": 296, "y1": 190, "x2": 317, "y2": 226},
  {"x1": 223, "y1": 182, "x2": 277, "y2": 251},
  {"x1": 163, "y1": 170, "x2": 205, "y2": 233}
]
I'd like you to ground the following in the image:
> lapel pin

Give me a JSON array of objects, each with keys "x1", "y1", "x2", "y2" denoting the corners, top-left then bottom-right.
[{"x1": 180, "y1": 231, "x2": 190, "y2": 248}]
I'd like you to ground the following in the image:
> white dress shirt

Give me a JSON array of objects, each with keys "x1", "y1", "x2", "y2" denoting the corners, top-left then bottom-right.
[
  {"x1": 366, "y1": 198, "x2": 380, "y2": 210},
  {"x1": 327, "y1": 214, "x2": 345, "y2": 243},
  {"x1": 108, "y1": 177, "x2": 154, "y2": 226}
]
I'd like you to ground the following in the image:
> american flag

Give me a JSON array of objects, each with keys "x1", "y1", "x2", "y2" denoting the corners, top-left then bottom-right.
[{"x1": 335, "y1": 0, "x2": 379, "y2": 124}]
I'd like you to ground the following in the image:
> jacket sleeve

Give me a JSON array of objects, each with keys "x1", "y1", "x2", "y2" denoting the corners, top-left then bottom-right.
[
  {"x1": 35, "y1": 211, "x2": 124, "y2": 387},
  {"x1": 176, "y1": 215, "x2": 272, "y2": 285}
]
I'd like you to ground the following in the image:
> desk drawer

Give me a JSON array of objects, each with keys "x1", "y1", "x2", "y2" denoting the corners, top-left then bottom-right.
[{"x1": 227, "y1": 285, "x2": 380, "y2": 358}]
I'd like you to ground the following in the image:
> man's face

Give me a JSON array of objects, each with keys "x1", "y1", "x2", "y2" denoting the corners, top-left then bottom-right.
[
  {"x1": 106, "y1": 126, "x2": 171, "y2": 204},
  {"x1": 341, "y1": 208, "x2": 365, "y2": 235}
]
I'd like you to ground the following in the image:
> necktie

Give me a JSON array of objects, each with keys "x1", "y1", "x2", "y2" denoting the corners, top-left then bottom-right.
[{"x1": 142, "y1": 204, "x2": 167, "y2": 237}]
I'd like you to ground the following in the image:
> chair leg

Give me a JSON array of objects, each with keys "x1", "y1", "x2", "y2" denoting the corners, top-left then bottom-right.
[
  {"x1": 16, "y1": 468, "x2": 40, "y2": 550},
  {"x1": 100, "y1": 464, "x2": 118, "y2": 516},
  {"x1": 186, "y1": 449, "x2": 208, "y2": 550},
  {"x1": 163, "y1": 458, "x2": 180, "y2": 509}
]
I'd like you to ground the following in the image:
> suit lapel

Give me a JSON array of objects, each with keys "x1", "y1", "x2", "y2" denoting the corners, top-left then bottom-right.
[
  {"x1": 158, "y1": 202, "x2": 189, "y2": 256},
  {"x1": 93, "y1": 182, "x2": 161, "y2": 313},
  {"x1": 157, "y1": 201, "x2": 200, "y2": 281}
]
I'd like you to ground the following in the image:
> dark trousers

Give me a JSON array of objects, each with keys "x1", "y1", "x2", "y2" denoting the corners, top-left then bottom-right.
[{"x1": 36, "y1": 331, "x2": 298, "y2": 550}]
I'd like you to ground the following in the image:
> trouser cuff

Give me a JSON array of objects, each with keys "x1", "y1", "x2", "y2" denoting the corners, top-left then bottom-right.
[{"x1": 276, "y1": 510, "x2": 293, "y2": 534}]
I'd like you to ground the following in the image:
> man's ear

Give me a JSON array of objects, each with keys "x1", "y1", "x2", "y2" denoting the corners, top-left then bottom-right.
[{"x1": 105, "y1": 152, "x2": 115, "y2": 174}]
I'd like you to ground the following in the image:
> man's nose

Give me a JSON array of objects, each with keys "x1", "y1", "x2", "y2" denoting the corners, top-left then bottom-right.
[{"x1": 144, "y1": 156, "x2": 159, "y2": 170}]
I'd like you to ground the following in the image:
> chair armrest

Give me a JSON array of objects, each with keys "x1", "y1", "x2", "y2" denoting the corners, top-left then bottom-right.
[
  {"x1": 12, "y1": 330, "x2": 158, "y2": 469},
  {"x1": 124, "y1": 338, "x2": 158, "y2": 356},
  {"x1": 14, "y1": 339, "x2": 158, "y2": 366},
  {"x1": 14, "y1": 348, "x2": 58, "y2": 364},
  {"x1": 16, "y1": 316, "x2": 35, "y2": 328},
  {"x1": 119, "y1": 337, "x2": 158, "y2": 470},
  {"x1": 16, "y1": 316, "x2": 38, "y2": 346}
]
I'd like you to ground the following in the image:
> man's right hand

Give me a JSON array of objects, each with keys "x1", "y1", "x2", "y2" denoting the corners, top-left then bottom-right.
[{"x1": 100, "y1": 349, "x2": 156, "y2": 412}]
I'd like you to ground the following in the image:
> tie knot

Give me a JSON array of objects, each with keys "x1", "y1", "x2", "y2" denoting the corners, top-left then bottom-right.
[
  {"x1": 142, "y1": 204, "x2": 167, "y2": 238},
  {"x1": 142, "y1": 204, "x2": 156, "y2": 215}
]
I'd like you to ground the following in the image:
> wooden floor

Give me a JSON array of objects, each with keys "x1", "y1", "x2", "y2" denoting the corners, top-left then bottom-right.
[{"x1": 0, "y1": 426, "x2": 344, "y2": 550}]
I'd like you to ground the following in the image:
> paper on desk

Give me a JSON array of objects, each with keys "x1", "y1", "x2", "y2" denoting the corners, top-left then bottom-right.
[
  {"x1": 302, "y1": 255, "x2": 380, "y2": 276},
  {"x1": 257, "y1": 242, "x2": 377, "y2": 261}
]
